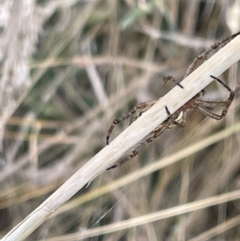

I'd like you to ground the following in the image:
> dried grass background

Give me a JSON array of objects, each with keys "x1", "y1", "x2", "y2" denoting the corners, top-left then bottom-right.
[{"x1": 1, "y1": 0, "x2": 240, "y2": 240}]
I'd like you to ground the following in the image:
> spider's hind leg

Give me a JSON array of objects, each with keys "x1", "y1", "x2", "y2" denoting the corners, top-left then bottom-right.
[
  {"x1": 210, "y1": 75, "x2": 235, "y2": 95},
  {"x1": 196, "y1": 75, "x2": 236, "y2": 120}
]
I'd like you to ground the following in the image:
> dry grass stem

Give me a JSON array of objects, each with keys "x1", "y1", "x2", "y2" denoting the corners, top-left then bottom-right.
[{"x1": 40, "y1": 190, "x2": 240, "y2": 241}]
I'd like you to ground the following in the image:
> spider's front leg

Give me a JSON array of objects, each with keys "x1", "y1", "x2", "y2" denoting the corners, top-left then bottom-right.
[
  {"x1": 106, "y1": 101, "x2": 157, "y2": 145},
  {"x1": 163, "y1": 76, "x2": 184, "y2": 89},
  {"x1": 163, "y1": 75, "x2": 206, "y2": 98},
  {"x1": 106, "y1": 105, "x2": 139, "y2": 145},
  {"x1": 184, "y1": 31, "x2": 240, "y2": 78}
]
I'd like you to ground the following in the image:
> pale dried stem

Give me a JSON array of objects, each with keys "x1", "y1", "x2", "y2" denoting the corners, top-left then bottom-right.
[
  {"x1": 188, "y1": 215, "x2": 240, "y2": 241},
  {"x1": 41, "y1": 190, "x2": 240, "y2": 241}
]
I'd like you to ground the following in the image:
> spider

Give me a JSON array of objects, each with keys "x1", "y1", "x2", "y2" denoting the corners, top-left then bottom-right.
[
  {"x1": 106, "y1": 76, "x2": 238, "y2": 169},
  {"x1": 106, "y1": 31, "x2": 240, "y2": 170}
]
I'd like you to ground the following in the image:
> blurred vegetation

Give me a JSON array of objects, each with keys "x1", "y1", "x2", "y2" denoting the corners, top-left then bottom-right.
[{"x1": 0, "y1": 0, "x2": 240, "y2": 240}]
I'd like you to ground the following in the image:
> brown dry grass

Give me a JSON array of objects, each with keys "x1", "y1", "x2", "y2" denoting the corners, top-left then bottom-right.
[{"x1": 1, "y1": 1, "x2": 240, "y2": 240}]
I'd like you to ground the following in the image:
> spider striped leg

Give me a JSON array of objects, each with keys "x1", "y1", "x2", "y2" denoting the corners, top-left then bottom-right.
[
  {"x1": 107, "y1": 114, "x2": 173, "y2": 170},
  {"x1": 106, "y1": 106, "x2": 141, "y2": 145},
  {"x1": 194, "y1": 75, "x2": 236, "y2": 120},
  {"x1": 163, "y1": 75, "x2": 205, "y2": 97},
  {"x1": 107, "y1": 106, "x2": 185, "y2": 170},
  {"x1": 184, "y1": 31, "x2": 240, "y2": 78},
  {"x1": 163, "y1": 76, "x2": 184, "y2": 89},
  {"x1": 106, "y1": 101, "x2": 157, "y2": 145}
]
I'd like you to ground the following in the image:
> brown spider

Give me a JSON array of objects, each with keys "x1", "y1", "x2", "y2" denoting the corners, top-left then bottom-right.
[
  {"x1": 106, "y1": 76, "x2": 238, "y2": 169},
  {"x1": 106, "y1": 31, "x2": 240, "y2": 170}
]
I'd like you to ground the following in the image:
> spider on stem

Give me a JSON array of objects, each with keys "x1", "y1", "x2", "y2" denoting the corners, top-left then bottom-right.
[{"x1": 106, "y1": 31, "x2": 240, "y2": 170}]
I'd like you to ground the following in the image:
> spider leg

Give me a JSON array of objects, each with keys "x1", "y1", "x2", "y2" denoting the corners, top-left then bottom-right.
[
  {"x1": 195, "y1": 75, "x2": 236, "y2": 120},
  {"x1": 107, "y1": 106, "x2": 179, "y2": 170},
  {"x1": 163, "y1": 76, "x2": 184, "y2": 89},
  {"x1": 106, "y1": 107, "x2": 139, "y2": 145},
  {"x1": 107, "y1": 111, "x2": 173, "y2": 169},
  {"x1": 106, "y1": 110, "x2": 136, "y2": 145},
  {"x1": 184, "y1": 32, "x2": 240, "y2": 78},
  {"x1": 106, "y1": 100, "x2": 157, "y2": 145},
  {"x1": 106, "y1": 141, "x2": 146, "y2": 170},
  {"x1": 194, "y1": 100, "x2": 228, "y2": 106},
  {"x1": 131, "y1": 100, "x2": 158, "y2": 123},
  {"x1": 197, "y1": 106, "x2": 228, "y2": 120},
  {"x1": 193, "y1": 78, "x2": 240, "y2": 109},
  {"x1": 210, "y1": 75, "x2": 235, "y2": 94},
  {"x1": 163, "y1": 76, "x2": 206, "y2": 97},
  {"x1": 107, "y1": 105, "x2": 189, "y2": 170}
]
